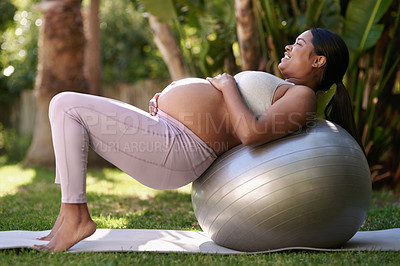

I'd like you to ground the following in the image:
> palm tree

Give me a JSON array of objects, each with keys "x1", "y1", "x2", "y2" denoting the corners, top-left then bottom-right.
[
  {"x1": 85, "y1": 0, "x2": 102, "y2": 95},
  {"x1": 24, "y1": 0, "x2": 87, "y2": 167},
  {"x1": 234, "y1": 0, "x2": 262, "y2": 70}
]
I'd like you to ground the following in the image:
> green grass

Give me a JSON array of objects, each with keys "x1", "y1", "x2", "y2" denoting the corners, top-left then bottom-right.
[{"x1": 1, "y1": 164, "x2": 399, "y2": 265}]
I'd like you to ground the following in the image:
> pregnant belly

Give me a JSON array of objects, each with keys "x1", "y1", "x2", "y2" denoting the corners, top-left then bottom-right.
[
  {"x1": 158, "y1": 78, "x2": 239, "y2": 154},
  {"x1": 158, "y1": 78, "x2": 222, "y2": 121}
]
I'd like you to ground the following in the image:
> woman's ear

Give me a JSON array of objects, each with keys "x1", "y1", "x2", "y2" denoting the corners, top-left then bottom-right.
[{"x1": 312, "y1": 56, "x2": 326, "y2": 68}]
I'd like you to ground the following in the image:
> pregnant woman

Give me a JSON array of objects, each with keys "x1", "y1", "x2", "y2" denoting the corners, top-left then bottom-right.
[{"x1": 34, "y1": 28, "x2": 362, "y2": 251}]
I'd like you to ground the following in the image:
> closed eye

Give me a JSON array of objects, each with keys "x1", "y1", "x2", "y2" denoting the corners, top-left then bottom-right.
[{"x1": 296, "y1": 38, "x2": 306, "y2": 46}]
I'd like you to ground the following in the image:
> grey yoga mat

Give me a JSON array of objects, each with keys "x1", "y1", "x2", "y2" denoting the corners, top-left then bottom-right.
[{"x1": 0, "y1": 228, "x2": 399, "y2": 253}]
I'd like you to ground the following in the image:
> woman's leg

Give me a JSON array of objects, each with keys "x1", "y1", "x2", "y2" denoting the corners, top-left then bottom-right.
[
  {"x1": 36, "y1": 203, "x2": 66, "y2": 241},
  {"x1": 49, "y1": 91, "x2": 203, "y2": 198},
  {"x1": 35, "y1": 91, "x2": 215, "y2": 251},
  {"x1": 35, "y1": 92, "x2": 100, "y2": 250},
  {"x1": 34, "y1": 203, "x2": 96, "y2": 251}
]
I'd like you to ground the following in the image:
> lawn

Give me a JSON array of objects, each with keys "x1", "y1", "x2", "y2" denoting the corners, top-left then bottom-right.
[{"x1": 0, "y1": 164, "x2": 399, "y2": 265}]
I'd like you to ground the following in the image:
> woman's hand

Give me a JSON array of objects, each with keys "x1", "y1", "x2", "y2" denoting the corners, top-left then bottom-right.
[
  {"x1": 149, "y1": 93, "x2": 161, "y2": 116},
  {"x1": 206, "y1": 73, "x2": 236, "y2": 92}
]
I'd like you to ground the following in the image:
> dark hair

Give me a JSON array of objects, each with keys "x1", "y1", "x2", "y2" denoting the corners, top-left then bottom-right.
[{"x1": 310, "y1": 28, "x2": 364, "y2": 152}]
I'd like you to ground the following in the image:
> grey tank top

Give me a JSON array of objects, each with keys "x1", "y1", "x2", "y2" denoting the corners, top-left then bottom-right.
[{"x1": 234, "y1": 71, "x2": 294, "y2": 117}]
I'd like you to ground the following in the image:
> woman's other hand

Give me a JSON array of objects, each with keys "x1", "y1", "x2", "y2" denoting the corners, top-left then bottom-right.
[
  {"x1": 206, "y1": 73, "x2": 236, "y2": 92},
  {"x1": 149, "y1": 93, "x2": 161, "y2": 116}
]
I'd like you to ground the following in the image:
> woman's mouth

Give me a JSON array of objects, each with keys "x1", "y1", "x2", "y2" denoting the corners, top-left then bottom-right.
[
  {"x1": 283, "y1": 52, "x2": 290, "y2": 60},
  {"x1": 281, "y1": 52, "x2": 291, "y2": 62}
]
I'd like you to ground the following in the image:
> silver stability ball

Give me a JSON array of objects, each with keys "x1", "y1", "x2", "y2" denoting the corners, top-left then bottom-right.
[{"x1": 192, "y1": 119, "x2": 371, "y2": 252}]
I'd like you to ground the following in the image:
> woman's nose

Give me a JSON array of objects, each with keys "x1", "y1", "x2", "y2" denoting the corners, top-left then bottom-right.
[{"x1": 285, "y1": 45, "x2": 292, "y2": 51}]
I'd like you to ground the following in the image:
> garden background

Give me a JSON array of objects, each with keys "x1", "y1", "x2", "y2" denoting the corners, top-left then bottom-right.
[
  {"x1": 0, "y1": 0, "x2": 400, "y2": 264},
  {"x1": 1, "y1": 0, "x2": 399, "y2": 187}
]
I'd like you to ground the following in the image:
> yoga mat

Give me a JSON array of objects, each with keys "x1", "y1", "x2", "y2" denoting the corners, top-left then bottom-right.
[{"x1": 0, "y1": 229, "x2": 399, "y2": 253}]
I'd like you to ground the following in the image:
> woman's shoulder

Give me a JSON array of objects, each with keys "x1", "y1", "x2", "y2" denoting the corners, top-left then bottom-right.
[
  {"x1": 273, "y1": 84, "x2": 316, "y2": 104},
  {"x1": 288, "y1": 84, "x2": 315, "y2": 94}
]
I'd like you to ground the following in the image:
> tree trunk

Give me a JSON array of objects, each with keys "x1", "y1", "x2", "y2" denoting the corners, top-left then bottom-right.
[
  {"x1": 234, "y1": 0, "x2": 262, "y2": 71},
  {"x1": 148, "y1": 14, "x2": 188, "y2": 80},
  {"x1": 84, "y1": 0, "x2": 101, "y2": 95},
  {"x1": 24, "y1": 0, "x2": 87, "y2": 167}
]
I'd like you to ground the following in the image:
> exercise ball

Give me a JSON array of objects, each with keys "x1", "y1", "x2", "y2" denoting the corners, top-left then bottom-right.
[{"x1": 191, "y1": 119, "x2": 371, "y2": 252}]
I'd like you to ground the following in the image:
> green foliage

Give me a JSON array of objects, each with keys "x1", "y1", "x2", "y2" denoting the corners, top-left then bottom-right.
[
  {"x1": 342, "y1": 0, "x2": 393, "y2": 68},
  {"x1": 0, "y1": 8, "x2": 39, "y2": 93},
  {"x1": 178, "y1": 0, "x2": 238, "y2": 76},
  {"x1": 139, "y1": 0, "x2": 177, "y2": 21},
  {"x1": 341, "y1": 0, "x2": 400, "y2": 185},
  {"x1": 0, "y1": 0, "x2": 18, "y2": 125},
  {"x1": 100, "y1": 0, "x2": 169, "y2": 84},
  {"x1": 0, "y1": 0, "x2": 16, "y2": 32},
  {"x1": 1, "y1": 0, "x2": 170, "y2": 122},
  {"x1": 0, "y1": 123, "x2": 31, "y2": 164},
  {"x1": 0, "y1": 0, "x2": 40, "y2": 92},
  {"x1": 257, "y1": 0, "x2": 344, "y2": 74},
  {"x1": 0, "y1": 0, "x2": 40, "y2": 125},
  {"x1": 193, "y1": 0, "x2": 237, "y2": 76},
  {"x1": 139, "y1": 0, "x2": 237, "y2": 77}
]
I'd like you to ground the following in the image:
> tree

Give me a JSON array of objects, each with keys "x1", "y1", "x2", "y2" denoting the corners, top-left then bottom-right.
[
  {"x1": 148, "y1": 14, "x2": 188, "y2": 80},
  {"x1": 24, "y1": 0, "x2": 87, "y2": 167},
  {"x1": 234, "y1": 0, "x2": 262, "y2": 70},
  {"x1": 84, "y1": 0, "x2": 101, "y2": 95},
  {"x1": 140, "y1": 0, "x2": 189, "y2": 80}
]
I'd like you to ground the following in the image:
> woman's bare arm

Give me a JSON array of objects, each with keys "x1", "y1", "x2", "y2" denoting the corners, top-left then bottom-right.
[{"x1": 207, "y1": 73, "x2": 316, "y2": 146}]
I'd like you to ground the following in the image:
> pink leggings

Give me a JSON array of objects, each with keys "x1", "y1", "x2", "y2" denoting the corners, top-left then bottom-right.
[{"x1": 49, "y1": 92, "x2": 217, "y2": 203}]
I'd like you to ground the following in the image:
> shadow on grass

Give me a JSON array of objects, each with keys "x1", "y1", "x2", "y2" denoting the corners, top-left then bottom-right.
[
  {"x1": 0, "y1": 164, "x2": 199, "y2": 232},
  {"x1": 2, "y1": 163, "x2": 400, "y2": 234}
]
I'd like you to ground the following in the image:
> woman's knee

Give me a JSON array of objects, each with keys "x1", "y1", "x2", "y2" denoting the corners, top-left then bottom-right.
[{"x1": 49, "y1": 91, "x2": 81, "y2": 122}]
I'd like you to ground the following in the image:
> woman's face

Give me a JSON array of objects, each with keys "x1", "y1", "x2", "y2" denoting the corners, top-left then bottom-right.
[{"x1": 278, "y1": 30, "x2": 322, "y2": 81}]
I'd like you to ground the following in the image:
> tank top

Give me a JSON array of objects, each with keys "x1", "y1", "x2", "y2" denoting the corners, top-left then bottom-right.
[{"x1": 234, "y1": 71, "x2": 294, "y2": 117}]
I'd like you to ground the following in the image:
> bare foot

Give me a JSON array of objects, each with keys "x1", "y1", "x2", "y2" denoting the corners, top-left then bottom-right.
[
  {"x1": 34, "y1": 203, "x2": 96, "y2": 252},
  {"x1": 36, "y1": 204, "x2": 66, "y2": 241}
]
